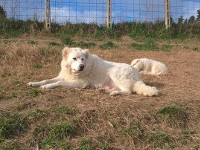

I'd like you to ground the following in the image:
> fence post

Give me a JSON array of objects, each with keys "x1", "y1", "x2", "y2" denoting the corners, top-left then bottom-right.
[
  {"x1": 107, "y1": 0, "x2": 112, "y2": 28},
  {"x1": 165, "y1": 0, "x2": 170, "y2": 29},
  {"x1": 45, "y1": 0, "x2": 51, "y2": 31}
]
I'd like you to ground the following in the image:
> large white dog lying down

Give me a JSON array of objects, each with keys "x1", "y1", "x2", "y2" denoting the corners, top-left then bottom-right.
[
  {"x1": 131, "y1": 58, "x2": 168, "y2": 75},
  {"x1": 28, "y1": 47, "x2": 158, "y2": 96}
]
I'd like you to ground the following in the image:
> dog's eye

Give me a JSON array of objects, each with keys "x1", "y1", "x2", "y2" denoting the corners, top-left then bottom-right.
[
  {"x1": 73, "y1": 58, "x2": 77, "y2": 60},
  {"x1": 81, "y1": 58, "x2": 84, "y2": 61}
]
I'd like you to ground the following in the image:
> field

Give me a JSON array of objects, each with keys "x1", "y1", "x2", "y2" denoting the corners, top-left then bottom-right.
[{"x1": 0, "y1": 32, "x2": 200, "y2": 150}]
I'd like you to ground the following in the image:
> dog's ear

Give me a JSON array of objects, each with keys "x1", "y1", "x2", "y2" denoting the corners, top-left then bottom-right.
[
  {"x1": 131, "y1": 59, "x2": 139, "y2": 66},
  {"x1": 83, "y1": 49, "x2": 89, "y2": 58},
  {"x1": 62, "y1": 47, "x2": 71, "y2": 58}
]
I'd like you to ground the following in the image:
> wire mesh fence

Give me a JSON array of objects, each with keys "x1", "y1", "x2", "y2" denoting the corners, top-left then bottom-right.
[{"x1": 0, "y1": 0, "x2": 200, "y2": 25}]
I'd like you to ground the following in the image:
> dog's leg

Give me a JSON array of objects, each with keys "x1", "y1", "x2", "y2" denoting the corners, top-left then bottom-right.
[
  {"x1": 28, "y1": 77, "x2": 61, "y2": 87},
  {"x1": 110, "y1": 90, "x2": 132, "y2": 96},
  {"x1": 40, "y1": 80, "x2": 88, "y2": 89},
  {"x1": 109, "y1": 73, "x2": 132, "y2": 95}
]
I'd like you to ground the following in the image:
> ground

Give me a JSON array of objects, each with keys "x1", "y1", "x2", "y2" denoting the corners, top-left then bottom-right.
[{"x1": 0, "y1": 36, "x2": 200, "y2": 150}]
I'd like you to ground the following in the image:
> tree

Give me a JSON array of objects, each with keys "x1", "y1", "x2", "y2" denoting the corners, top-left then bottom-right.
[
  {"x1": 197, "y1": 9, "x2": 200, "y2": 21},
  {"x1": 188, "y1": 16, "x2": 195, "y2": 25},
  {"x1": 0, "y1": 6, "x2": 6, "y2": 21},
  {"x1": 177, "y1": 16, "x2": 184, "y2": 25}
]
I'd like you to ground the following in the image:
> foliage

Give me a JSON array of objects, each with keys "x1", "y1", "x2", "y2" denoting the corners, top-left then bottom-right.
[
  {"x1": 0, "y1": 11, "x2": 200, "y2": 39},
  {"x1": 99, "y1": 41, "x2": 117, "y2": 50}
]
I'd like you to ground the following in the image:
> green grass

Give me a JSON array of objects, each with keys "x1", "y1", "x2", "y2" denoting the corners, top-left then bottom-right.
[
  {"x1": 0, "y1": 113, "x2": 28, "y2": 142},
  {"x1": 33, "y1": 63, "x2": 42, "y2": 68},
  {"x1": 27, "y1": 109, "x2": 49, "y2": 121},
  {"x1": 28, "y1": 40, "x2": 38, "y2": 45},
  {"x1": 131, "y1": 39, "x2": 173, "y2": 51},
  {"x1": 178, "y1": 130, "x2": 196, "y2": 145},
  {"x1": 145, "y1": 131, "x2": 174, "y2": 148},
  {"x1": 121, "y1": 121, "x2": 145, "y2": 145},
  {"x1": 0, "y1": 90, "x2": 18, "y2": 100},
  {"x1": 16, "y1": 101, "x2": 36, "y2": 111},
  {"x1": 77, "y1": 139, "x2": 95, "y2": 150},
  {"x1": 61, "y1": 36, "x2": 74, "y2": 45},
  {"x1": 131, "y1": 39, "x2": 159, "y2": 51},
  {"x1": 1, "y1": 18, "x2": 200, "y2": 39},
  {"x1": 41, "y1": 138, "x2": 71, "y2": 150},
  {"x1": 121, "y1": 121, "x2": 174, "y2": 148},
  {"x1": 99, "y1": 41, "x2": 117, "y2": 50},
  {"x1": 99, "y1": 141, "x2": 109, "y2": 150},
  {"x1": 27, "y1": 107, "x2": 78, "y2": 122},
  {"x1": 158, "y1": 104, "x2": 188, "y2": 128},
  {"x1": 193, "y1": 47, "x2": 200, "y2": 51},
  {"x1": 26, "y1": 88, "x2": 41, "y2": 97},
  {"x1": 0, "y1": 141, "x2": 21, "y2": 150},
  {"x1": 51, "y1": 106, "x2": 78, "y2": 115},
  {"x1": 49, "y1": 41, "x2": 59, "y2": 46},
  {"x1": 75, "y1": 41, "x2": 96, "y2": 48},
  {"x1": 34, "y1": 123, "x2": 75, "y2": 149},
  {"x1": 161, "y1": 44, "x2": 173, "y2": 52}
]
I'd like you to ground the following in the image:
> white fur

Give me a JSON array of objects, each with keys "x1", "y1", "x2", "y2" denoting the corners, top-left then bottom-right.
[
  {"x1": 131, "y1": 58, "x2": 168, "y2": 75},
  {"x1": 28, "y1": 47, "x2": 158, "y2": 96}
]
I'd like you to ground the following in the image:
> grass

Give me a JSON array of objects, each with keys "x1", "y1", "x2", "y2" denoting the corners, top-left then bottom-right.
[
  {"x1": 121, "y1": 121, "x2": 144, "y2": 139},
  {"x1": 15, "y1": 101, "x2": 36, "y2": 111},
  {"x1": 27, "y1": 109, "x2": 50, "y2": 121},
  {"x1": 77, "y1": 139, "x2": 95, "y2": 150},
  {"x1": 193, "y1": 47, "x2": 200, "y2": 51},
  {"x1": 49, "y1": 41, "x2": 59, "y2": 46},
  {"x1": 161, "y1": 44, "x2": 173, "y2": 52},
  {"x1": 120, "y1": 121, "x2": 174, "y2": 149},
  {"x1": 145, "y1": 131, "x2": 174, "y2": 148},
  {"x1": 1, "y1": 18, "x2": 200, "y2": 40},
  {"x1": 0, "y1": 113, "x2": 28, "y2": 142},
  {"x1": 28, "y1": 40, "x2": 38, "y2": 45},
  {"x1": 158, "y1": 104, "x2": 189, "y2": 128},
  {"x1": 75, "y1": 41, "x2": 96, "y2": 48},
  {"x1": 33, "y1": 63, "x2": 42, "y2": 68},
  {"x1": 34, "y1": 123, "x2": 75, "y2": 149},
  {"x1": 0, "y1": 141, "x2": 21, "y2": 150},
  {"x1": 0, "y1": 90, "x2": 18, "y2": 100},
  {"x1": 0, "y1": 17, "x2": 200, "y2": 149},
  {"x1": 41, "y1": 138, "x2": 71, "y2": 150},
  {"x1": 99, "y1": 41, "x2": 117, "y2": 50},
  {"x1": 131, "y1": 39, "x2": 159, "y2": 51},
  {"x1": 131, "y1": 39, "x2": 173, "y2": 52},
  {"x1": 51, "y1": 106, "x2": 78, "y2": 115},
  {"x1": 26, "y1": 88, "x2": 41, "y2": 97},
  {"x1": 62, "y1": 35, "x2": 74, "y2": 45},
  {"x1": 39, "y1": 47, "x2": 60, "y2": 59}
]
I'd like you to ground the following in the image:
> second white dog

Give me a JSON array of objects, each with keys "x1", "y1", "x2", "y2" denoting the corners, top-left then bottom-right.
[
  {"x1": 131, "y1": 58, "x2": 168, "y2": 75},
  {"x1": 28, "y1": 47, "x2": 159, "y2": 96}
]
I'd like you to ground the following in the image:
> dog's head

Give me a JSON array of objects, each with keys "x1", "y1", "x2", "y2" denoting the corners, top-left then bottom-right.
[
  {"x1": 131, "y1": 59, "x2": 143, "y2": 72},
  {"x1": 62, "y1": 47, "x2": 89, "y2": 73}
]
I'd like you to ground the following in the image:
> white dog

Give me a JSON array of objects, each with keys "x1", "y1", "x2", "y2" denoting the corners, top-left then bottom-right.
[
  {"x1": 131, "y1": 58, "x2": 168, "y2": 75},
  {"x1": 28, "y1": 47, "x2": 158, "y2": 96}
]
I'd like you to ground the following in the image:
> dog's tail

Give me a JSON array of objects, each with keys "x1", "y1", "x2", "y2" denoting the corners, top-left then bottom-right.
[{"x1": 133, "y1": 81, "x2": 158, "y2": 96}]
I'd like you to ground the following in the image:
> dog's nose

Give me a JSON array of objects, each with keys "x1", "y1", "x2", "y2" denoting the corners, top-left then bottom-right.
[{"x1": 79, "y1": 64, "x2": 84, "y2": 71}]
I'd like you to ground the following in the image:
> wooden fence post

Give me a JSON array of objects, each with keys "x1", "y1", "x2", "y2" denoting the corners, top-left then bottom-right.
[
  {"x1": 165, "y1": 0, "x2": 170, "y2": 29},
  {"x1": 107, "y1": 0, "x2": 112, "y2": 28},
  {"x1": 45, "y1": 0, "x2": 51, "y2": 31}
]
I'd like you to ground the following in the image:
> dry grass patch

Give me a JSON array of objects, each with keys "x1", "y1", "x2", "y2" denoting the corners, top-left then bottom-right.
[{"x1": 0, "y1": 37, "x2": 200, "y2": 149}]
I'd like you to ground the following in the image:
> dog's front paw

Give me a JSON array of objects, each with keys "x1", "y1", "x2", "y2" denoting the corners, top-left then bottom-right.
[
  {"x1": 40, "y1": 85, "x2": 49, "y2": 89},
  {"x1": 27, "y1": 82, "x2": 34, "y2": 86}
]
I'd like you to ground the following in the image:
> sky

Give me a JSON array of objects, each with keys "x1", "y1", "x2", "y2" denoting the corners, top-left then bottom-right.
[{"x1": 0, "y1": 0, "x2": 200, "y2": 24}]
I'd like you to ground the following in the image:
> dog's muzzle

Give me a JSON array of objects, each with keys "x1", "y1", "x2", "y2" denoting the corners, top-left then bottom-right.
[{"x1": 79, "y1": 64, "x2": 84, "y2": 71}]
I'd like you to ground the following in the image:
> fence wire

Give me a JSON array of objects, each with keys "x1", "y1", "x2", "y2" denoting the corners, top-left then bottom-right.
[{"x1": 0, "y1": 0, "x2": 200, "y2": 25}]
